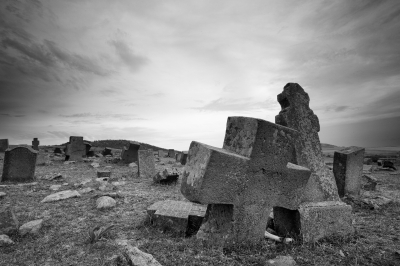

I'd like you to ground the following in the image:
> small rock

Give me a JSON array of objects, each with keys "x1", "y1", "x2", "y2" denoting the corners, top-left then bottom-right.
[
  {"x1": 362, "y1": 175, "x2": 377, "y2": 191},
  {"x1": 266, "y1": 255, "x2": 297, "y2": 266},
  {"x1": 111, "y1": 181, "x2": 126, "y2": 186},
  {"x1": 78, "y1": 187, "x2": 94, "y2": 194},
  {"x1": 90, "y1": 162, "x2": 100, "y2": 168},
  {"x1": 0, "y1": 234, "x2": 15, "y2": 246},
  {"x1": 96, "y1": 196, "x2": 116, "y2": 210},
  {"x1": 49, "y1": 185, "x2": 62, "y2": 191},
  {"x1": 153, "y1": 168, "x2": 179, "y2": 184},
  {"x1": 115, "y1": 239, "x2": 162, "y2": 266},
  {"x1": 129, "y1": 162, "x2": 137, "y2": 168},
  {"x1": 41, "y1": 190, "x2": 81, "y2": 203},
  {"x1": 99, "y1": 183, "x2": 116, "y2": 192},
  {"x1": 62, "y1": 183, "x2": 69, "y2": 186},
  {"x1": 19, "y1": 219, "x2": 43, "y2": 236},
  {"x1": 0, "y1": 192, "x2": 6, "y2": 198},
  {"x1": 63, "y1": 161, "x2": 76, "y2": 165},
  {"x1": 97, "y1": 170, "x2": 111, "y2": 178}
]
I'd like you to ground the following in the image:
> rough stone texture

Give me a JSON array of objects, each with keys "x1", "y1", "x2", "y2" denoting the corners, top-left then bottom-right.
[
  {"x1": 181, "y1": 117, "x2": 311, "y2": 245},
  {"x1": 180, "y1": 151, "x2": 188, "y2": 165},
  {"x1": 153, "y1": 168, "x2": 179, "y2": 184},
  {"x1": 0, "y1": 234, "x2": 15, "y2": 246},
  {"x1": 147, "y1": 200, "x2": 207, "y2": 234},
  {"x1": 116, "y1": 239, "x2": 162, "y2": 266},
  {"x1": 0, "y1": 206, "x2": 19, "y2": 235},
  {"x1": 102, "y1": 147, "x2": 113, "y2": 156},
  {"x1": 362, "y1": 174, "x2": 377, "y2": 191},
  {"x1": 0, "y1": 139, "x2": 9, "y2": 152},
  {"x1": 97, "y1": 170, "x2": 111, "y2": 178},
  {"x1": 66, "y1": 136, "x2": 85, "y2": 161},
  {"x1": 273, "y1": 83, "x2": 353, "y2": 242},
  {"x1": 53, "y1": 147, "x2": 62, "y2": 154},
  {"x1": 266, "y1": 255, "x2": 297, "y2": 266},
  {"x1": 121, "y1": 142, "x2": 140, "y2": 163},
  {"x1": 158, "y1": 150, "x2": 166, "y2": 157},
  {"x1": 96, "y1": 196, "x2": 116, "y2": 209},
  {"x1": 175, "y1": 152, "x2": 182, "y2": 162},
  {"x1": 333, "y1": 146, "x2": 365, "y2": 197},
  {"x1": 168, "y1": 149, "x2": 175, "y2": 158},
  {"x1": 138, "y1": 150, "x2": 156, "y2": 178},
  {"x1": 41, "y1": 190, "x2": 81, "y2": 203},
  {"x1": 32, "y1": 138, "x2": 39, "y2": 151},
  {"x1": 1, "y1": 146, "x2": 38, "y2": 182},
  {"x1": 19, "y1": 219, "x2": 43, "y2": 236}
]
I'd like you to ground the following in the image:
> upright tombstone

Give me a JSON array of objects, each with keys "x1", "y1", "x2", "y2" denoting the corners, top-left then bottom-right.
[
  {"x1": 180, "y1": 151, "x2": 188, "y2": 165},
  {"x1": 273, "y1": 83, "x2": 354, "y2": 242},
  {"x1": 0, "y1": 139, "x2": 9, "y2": 152},
  {"x1": 138, "y1": 150, "x2": 156, "y2": 178},
  {"x1": 121, "y1": 142, "x2": 140, "y2": 163},
  {"x1": 1, "y1": 146, "x2": 38, "y2": 182},
  {"x1": 181, "y1": 117, "x2": 311, "y2": 245},
  {"x1": 333, "y1": 146, "x2": 365, "y2": 197},
  {"x1": 168, "y1": 149, "x2": 175, "y2": 158},
  {"x1": 32, "y1": 138, "x2": 39, "y2": 151},
  {"x1": 66, "y1": 136, "x2": 85, "y2": 162},
  {"x1": 84, "y1": 142, "x2": 92, "y2": 156}
]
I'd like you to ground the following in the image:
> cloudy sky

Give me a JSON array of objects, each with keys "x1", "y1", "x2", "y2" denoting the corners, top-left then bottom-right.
[{"x1": 1, "y1": 0, "x2": 399, "y2": 150}]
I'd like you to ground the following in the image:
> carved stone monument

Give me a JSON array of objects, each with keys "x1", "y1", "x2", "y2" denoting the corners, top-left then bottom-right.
[
  {"x1": 181, "y1": 117, "x2": 311, "y2": 245},
  {"x1": 32, "y1": 138, "x2": 39, "y2": 151},
  {"x1": 333, "y1": 146, "x2": 365, "y2": 197},
  {"x1": 138, "y1": 150, "x2": 156, "y2": 178},
  {"x1": 121, "y1": 142, "x2": 140, "y2": 163},
  {"x1": 1, "y1": 146, "x2": 38, "y2": 182},
  {"x1": 65, "y1": 136, "x2": 85, "y2": 161},
  {"x1": 0, "y1": 139, "x2": 9, "y2": 152}
]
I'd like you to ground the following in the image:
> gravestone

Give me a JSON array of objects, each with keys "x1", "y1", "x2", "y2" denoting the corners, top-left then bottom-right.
[
  {"x1": 66, "y1": 136, "x2": 85, "y2": 161},
  {"x1": 0, "y1": 139, "x2": 9, "y2": 152},
  {"x1": 175, "y1": 152, "x2": 182, "y2": 162},
  {"x1": 147, "y1": 200, "x2": 207, "y2": 235},
  {"x1": 158, "y1": 150, "x2": 166, "y2": 157},
  {"x1": 102, "y1": 147, "x2": 113, "y2": 156},
  {"x1": 1, "y1": 146, "x2": 38, "y2": 182},
  {"x1": 138, "y1": 150, "x2": 156, "y2": 178},
  {"x1": 121, "y1": 142, "x2": 140, "y2": 163},
  {"x1": 84, "y1": 142, "x2": 92, "y2": 156},
  {"x1": 181, "y1": 117, "x2": 311, "y2": 245},
  {"x1": 333, "y1": 146, "x2": 365, "y2": 197},
  {"x1": 180, "y1": 151, "x2": 188, "y2": 165},
  {"x1": 168, "y1": 149, "x2": 175, "y2": 158},
  {"x1": 32, "y1": 138, "x2": 39, "y2": 151},
  {"x1": 273, "y1": 83, "x2": 354, "y2": 242}
]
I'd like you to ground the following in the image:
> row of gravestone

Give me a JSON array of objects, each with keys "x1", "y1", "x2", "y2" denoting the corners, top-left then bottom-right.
[{"x1": 0, "y1": 138, "x2": 40, "y2": 152}]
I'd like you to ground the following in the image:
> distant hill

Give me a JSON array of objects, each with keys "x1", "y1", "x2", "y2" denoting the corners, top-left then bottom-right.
[
  {"x1": 321, "y1": 143, "x2": 341, "y2": 149},
  {"x1": 89, "y1": 139, "x2": 173, "y2": 152}
]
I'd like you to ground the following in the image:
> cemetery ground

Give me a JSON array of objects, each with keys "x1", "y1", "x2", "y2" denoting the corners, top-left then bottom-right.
[{"x1": 1, "y1": 148, "x2": 400, "y2": 266}]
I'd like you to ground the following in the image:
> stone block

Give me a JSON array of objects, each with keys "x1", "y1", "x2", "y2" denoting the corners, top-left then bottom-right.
[
  {"x1": 168, "y1": 149, "x2": 175, "y2": 158},
  {"x1": 97, "y1": 170, "x2": 111, "y2": 178},
  {"x1": 32, "y1": 138, "x2": 39, "y2": 151},
  {"x1": 0, "y1": 139, "x2": 9, "y2": 152},
  {"x1": 138, "y1": 150, "x2": 155, "y2": 178},
  {"x1": 121, "y1": 142, "x2": 140, "y2": 163},
  {"x1": 66, "y1": 136, "x2": 85, "y2": 161},
  {"x1": 1, "y1": 146, "x2": 38, "y2": 182},
  {"x1": 0, "y1": 206, "x2": 19, "y2": 235},
  {"x1": 180, "y1": 151, "x2": 188, "y2": 165}
]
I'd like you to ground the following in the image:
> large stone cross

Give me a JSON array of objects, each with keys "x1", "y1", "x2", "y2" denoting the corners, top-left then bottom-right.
[{"x1": 181, "y1": 117, "x2": 311, "y2": 245}]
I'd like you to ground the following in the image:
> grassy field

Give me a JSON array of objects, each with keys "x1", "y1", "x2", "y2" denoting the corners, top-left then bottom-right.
[{"x1": 1, "y1": 147, "x2": 400, "y2": 266}]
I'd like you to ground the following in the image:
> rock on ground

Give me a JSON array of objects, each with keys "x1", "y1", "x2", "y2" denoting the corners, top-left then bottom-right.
[
  {"x1": 0, "y1": 234, "x2": 14, "y2": 246},
  {"x1": 41, "y1": 190, "x2": 81, "y2": 203},
  {"x1": 115, "y1": 239, "x2": 162, "y2": 266},
  {"x1": 19, "y1": 219, "x2": 43, "y2": 236},
  {"x1": 266, "y1": 255, "x2": 297, "y2": 266},
  {"x1": 96, "y1": 196, "x2": 116, "y2": 210}
]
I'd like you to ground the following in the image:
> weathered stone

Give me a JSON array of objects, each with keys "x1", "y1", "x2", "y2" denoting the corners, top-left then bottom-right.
[
  {"x1": 266, "y1": 255, "x2": 297, "y2": 266},
  {"x1": 78, "y1": 187, "x2": 94, "y2": 194},
  {"x1": 102, "y1": 147, "x2": 113, "y2": 156},
  {"x1": 363, "y1": 165, "x2": 373, "y2": 174},
  {"x1": 147, "y1": 200, "x2": 207, "y2": 235},
  {"x1": 41, "y1": 190, "x2": 81, "y2": 203},
  {"x1": 84, "y1": 142, "x2": 92, "y2": 155},
  {"x1": 0, "y1": 139, "x2": 9, "y2": 152},
  {"x1": 362, "y1": 174, "x2": 377, "y2": 191},
  {"x1": 0, "y1": 192, "x2": 6, "y2": 198},
  {"x1": 53, "y1": 147, "x2": 62, "y2": 154},
  {"x1": 180, "y1": 151, "x2": 188, "y2": 165},
  {"x1": 66, "y1": 136, "x2": 85, "y2": 161},
  {"x1": 181, "y1": 117, "x2": 311, "y2": 245},
  {"x1": 129, "y1": 162, "x2": 137, "y2": 168},
  {"x1": 168, "y1": 149, "x2": 175, "y2": 158},
  {"x1": 49, "y1": 184, "x2": 62, "y2": 191},
  {"x1": 333, "y1": 146, "x2": 365, "y2": 197},
  {"x1": 379, "y1": 160, "x2": 397, "y2": 170},
  {"x1": 90, "y1": 162, "x2": 100, "y2": 168},
  {"x1": 36, "y1": 153, "x2": 50, "y2": 166},
  {"x1": 1, "y1": 146, "x2": 38, "y2": 182},
  {"x1": 97, "y1": 170, "x2": 111, "y2": 178},
  {"x1": 138, "y1": 150, "x2": 156, "y2": 178},
  {"x1": 153, "y1": 168, "x2": 179, "y2": 184},
  {"x1": 64, "y1": 161, "x2": 76, "y2": 165},
  {"x1": 121, "y1": 142, "x2": 140, "y2": 163},
  {"x1": 96, "y1": 196, "x2": 116, "y2": 210},
  {"x1": 0, "y1": 206, "x2": 19, "y2": 235},
  {"x1": 115, "y1": 239, "x2": 162, "y2": 266},
  {"x1": 0, "y1": 234, "x2": 14, "y2": 246},
  {"x1": 32, "y1": 138, "x2": 39, "y2": 151},
  {"x1": 158, "y1": 150, "x2": 166, "y2": 157},
  {"x1": 19, "y1": 219, "x2": 43, "y2": 236},
  {"x1": 175, "y1": 152, "x2": 182, "y2": 162},
  {"x1": 273, "y1": 83, "x2": 353, "y2": 242}
]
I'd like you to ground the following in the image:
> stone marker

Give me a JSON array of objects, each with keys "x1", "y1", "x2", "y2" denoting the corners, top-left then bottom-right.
[
  {"x1": 116, "y1": 239, "x2": 162, "y2": 266},
  {"x1": 1, "y1": 146, "x2": 38, "y2": 182},
  {"x1": 121, "y1": 142, "x2": 140, "y2": 163},
  {"x1": 181, "y1": 117, "x2": 311, "y2": 245},
  {"x1": 53, "y1": 147, "x2": 62, "y2": 154},
  {"x1": 138, "y1": 150, "x2": 156, "y2": 178},
  {"x1": 66, "y1": 136, "x2": 85, "y2": 161},
  {"x1": 180, "y1": 151, "x2": 188, "y2": 165},
  {"x1": 333, "y1": 146, "x2": 365, "y2": 197},
  {"x1": 175, "y1": 152, "x2": 182, "y2": 162},
  {"x1": 0, "y1": 139, "x2": 9, "y2": 152},
  {"x1": 168, "y1": 149, "x2": 175, "y2": 158},
  {"x1": 158, "y1": 150, "x2": 166, "y2": 157},
  {"x1": 0, "y1": 206, "x2": 19, "y2": 235},
  {"x1": 32, "y1": 138, "x2": 39, "y2": 151},
  {"x1": 147, "y1": 200, "x2": 207, "y2": 235},
  {"x1": 273, "y1": 83, "x2": 354, "y2": 242}
]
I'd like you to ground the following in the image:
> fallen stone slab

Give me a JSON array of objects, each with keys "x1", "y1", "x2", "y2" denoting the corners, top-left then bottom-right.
[
  {"x1": 0, "y1": 234, "x2": 14, "y2": 246},
  {"x1": 0, "y1": 206, "x2": 19, "y2": 235},
  {"x1": 41, "y1": 190, "x2": 81, "y2": 203},
  {"x1": 96, "y1": 196, "x2": 116, "y2": 210},
  {"x1": 115, "y1": 239, "x2": 162, "y2": 266},
  {"x1": 147, "y1": 200, "x2": 207, "y2": 235},
  {"x1": 19, "y1": 219, "x2": 43, "y2": 236}
]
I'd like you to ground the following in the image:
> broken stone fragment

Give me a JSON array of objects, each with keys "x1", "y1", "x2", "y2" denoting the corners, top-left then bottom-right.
[
  {"x1": 64, "y1": 161, "x2": 76, "y2": 165},
  {"x1": 153, "y1": 168, "x2": 179, "y2": 184},
  {"x1": 49, "y1": 184, "x2": 62, "y2": 191},
  {"x1": 362, "y1": 174, "x2": 377, "y2": 191},
  {"x1": 115, "y1": 239, "x2": 162, "y2": 266},
  {"x1": 96, "y1": 196, "x2": 116, "y2": 210},
  {"x1": 41, "y1": 190, "x2": 81, "y2": 203},
  {"x1": 129, "y1": 162, "x2": 137, "y2": 168},
  {"x1": 19, "y1": 219, "x2": 43, "y2": 236},
  {"x1": 0, "y1": 234, "x2": 14, "y2": 246},
  {"x1": 90, "y1": 162, "x2": 100, "y2": 168}
]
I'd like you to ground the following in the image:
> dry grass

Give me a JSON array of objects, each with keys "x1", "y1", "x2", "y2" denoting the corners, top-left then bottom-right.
[{"x1": 1, "y1": 151, "x2": 400, "y2": 266}]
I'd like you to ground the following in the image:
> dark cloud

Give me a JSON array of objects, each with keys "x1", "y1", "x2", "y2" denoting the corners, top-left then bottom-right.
[
  {"x1": 193, "y1": 98, "x2": 279, "y2": 112},
  {"x1": 110, "y1": 40, "x2": 148, "y2": 72}
]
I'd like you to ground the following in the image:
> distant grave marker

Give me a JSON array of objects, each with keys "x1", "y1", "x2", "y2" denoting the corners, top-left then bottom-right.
[
  {"x1": 168, "y1": 149, "x2": 175, "y2": 158},
  {"x1": 32, "y1": 138, "x2": 39, "y2": 151},
  {"x1": 158, "y1": 150, "x2": 166, "y2": 158},
  {"x1": 138, "y1": 150, "x2": 155, "y2": 178},
  {"x1": 1, "y1": 146, "x2": 38, "y2": 182},
  {"x1": 66, "y1": 136, "x2": 85, "y2": 162},
  {"x1": 0, "y1": 139, "x2": 9, "y2": 152},
  {"x1": 121, "y1": 142, "x2": 140, "y2": 163},
  {"x1": 180, "y1": 151, "x2": 188, "y2": 165}
]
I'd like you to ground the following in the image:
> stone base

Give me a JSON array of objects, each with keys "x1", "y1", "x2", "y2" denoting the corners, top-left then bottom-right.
[{"x1": 274, "y1": 201, "x2": 354, "y2": 242}]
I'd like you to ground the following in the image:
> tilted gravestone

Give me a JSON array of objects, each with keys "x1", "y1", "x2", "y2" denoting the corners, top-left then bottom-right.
[
  {"x1": 32, "y1": 138, "x2": 39, "y2": 151},
  {"x1": 333, "y1": 146, "x2": 365, "y2": 197},
  {"x1": 138, "y1": 150, "x2": 156, "y2": 178},
  {"x1": 0, "y1": 139, "x2": 9, "y2": 152},
  {"x1": 168, "y1": 149, "x2": 175, "y2": 158},
  {"x1": 121, "y1": 142, "x2": 140, "y2": 163},
  {"x1": 66, "y1": 136, "x2": 85, "y2": 161},
  {"x1": 180, "y1": 151, "x2": 188, "y2": 165},
  {"x1": 181, "y1": 117, "x2": 311, "y2": 245},
  {"x1": 1, "y1": 146, "x2": 38, "y2": 182},
  {"x1": 273, "y1": 83, "x2": 354, "y2": 242}
]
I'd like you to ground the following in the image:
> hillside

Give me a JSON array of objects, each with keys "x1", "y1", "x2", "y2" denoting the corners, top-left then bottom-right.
[{"x1": 89, "y1": 139, "x2": 173, "y2": 152}]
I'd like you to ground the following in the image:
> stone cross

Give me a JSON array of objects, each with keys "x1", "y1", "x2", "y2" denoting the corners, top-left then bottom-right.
[
  {"x1": 1, "y1": 146, "x2": 38, "y2": 182},
  {"x1": 0, "y1": 139, "x2": 9, "y2": 152},
  {"x1": 121, "y1": 142, "x2": 140, "y2": 163},
  {"x1": 66, "y1": 136, "x2": 85, "y2": 161},
  {"x1": 181, "y1": 117, "x2": 311, "y2": 245},
  {"x1": 333, "y1": 146, "x2": 365, "y2": 197},
  {"x1": 32, "y1": 138, "x2": 39, "y2": 151},
  {"x1": 138, "y1": 150, "x2": 156, "y2": 178}
]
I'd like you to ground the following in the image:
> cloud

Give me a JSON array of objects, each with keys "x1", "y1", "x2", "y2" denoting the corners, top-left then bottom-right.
[
  {"x1": 109, "y1": 40, "x2": 148, "y2": 72},
  {"x1": 193, "y1": 97, "x2": 279, "y2": 112}
]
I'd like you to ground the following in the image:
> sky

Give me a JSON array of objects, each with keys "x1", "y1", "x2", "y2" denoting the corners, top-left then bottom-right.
[{"x1": 0, "y1": 0, "x2": 400, "y2": 150}]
